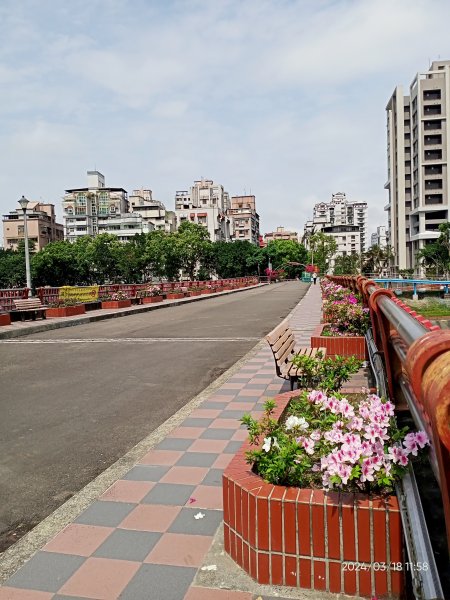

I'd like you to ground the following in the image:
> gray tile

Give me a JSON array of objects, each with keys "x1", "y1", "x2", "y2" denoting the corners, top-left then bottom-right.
[
  {"x1": 201, "y1": 401, "x2": 228, "y2": 409},
  {"x1": 54, "y1": 596, "x2": 92, "y2": 600},
  {"x1": 244, "y1": 383, "x2": 269, "y2": 389},
  {"x1": 236, "y1": 394, "x2": 261, "y2": 401},
  {"x1": 94, "y1": 530, "x2": 161, "y2": 561},
  {"x1": 155, "y1": 438, "x2": 193, "y2": 451},
  {"x1": 181, "y1": 417, "x2": 214, "y2": 427},
  {"x1": 176, "y1": 452, "x2": 218, "y2": 467},
  {"x1": 200, "y1": 428, "x2": 235, "y2": 440},
  {"x1": 74, "y1": 501, "x2": 135, "y2": 527},
  {"x1": 219, "y1": 410, "x2": 248, "y2": 419},
  {"x1": 142, "y1": 483, "x2": 196, "y2": 505},
  {"x1": 123, "y1": 465, "x2": 170, "y2": 481},
  {"x1": 215, "y1": 389, "x2": 238, "y2": 396},
  {"x1": 168, "y1": 508, "x2": 223, "y2": 536},
  {"x1": 119, "y1": 564, "x2": 196, "y2": 600},
  {"x1": 201, "y1": 468, "x2": 224, "y2": 487},
  {"x1": 223, "y1": 440, "x2": 243, "y2": 454},
  {"x1": 6, "y1": 551, "x2": 85, "y2": 592}
]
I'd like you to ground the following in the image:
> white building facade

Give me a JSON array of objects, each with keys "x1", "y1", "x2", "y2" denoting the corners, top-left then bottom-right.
[
  {"x1": 174, "y1": 178, "x2": 231, "y2": 242},
  {"x1": 371, "y1": 226, "x2": 387, "y2": 248},
  {"x1": 129, "y1": 188, "x2": 176, "y2": 233},
  {"x1": 386, "y1": 61, "x2": 450, "y2": 270},
  {"x1": 229, "y1": 195, "x2": 260, "y2": 244}
]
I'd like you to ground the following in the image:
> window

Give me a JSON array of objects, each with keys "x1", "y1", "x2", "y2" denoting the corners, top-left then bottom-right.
[
  {"x1": 423, "y1": 89, "x2": 441, "y2": 101},
  {"x1": 77, "y1": 193, "x2": 86, "y2": 205}
]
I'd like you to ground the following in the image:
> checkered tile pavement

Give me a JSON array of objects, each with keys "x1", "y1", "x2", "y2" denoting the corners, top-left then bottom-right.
[{"x1": 1, "y1": 284, "x2": 365, "y2": 599}]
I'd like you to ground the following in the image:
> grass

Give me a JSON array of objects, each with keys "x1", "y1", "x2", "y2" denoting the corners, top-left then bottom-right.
[{"x1": 404, "y1": 298, "x2": 450, "y2": 318}]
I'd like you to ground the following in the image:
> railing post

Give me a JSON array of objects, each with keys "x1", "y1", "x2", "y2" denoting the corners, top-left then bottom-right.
[{"x1": 369, "y1": 288, "x2": 397, "y2": 399}]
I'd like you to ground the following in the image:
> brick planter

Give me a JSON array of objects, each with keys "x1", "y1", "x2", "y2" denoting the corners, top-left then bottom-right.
[
  {"x1": 223, "y1": 391, "x2": 404, "y2": 599},
  {"x1": 0, "y1": 313, "x2": 11, "y2": 326},
  {"x1": 311, "y1": 324, "x2": 368, "y2": 360},
  {"x1": 101, "y1": 299, "x2": 132, "y2": 309},
  {"x1": 142, "y1": 296, "x2": 163, "y2": 304},
  {"x1": 47, "y1": 305, "x2": 86, "y2": 318},
  {"x1": 200, "y1": 290, "x2": 211, "y2": 295},
  {"x1": 165, "y1": 292, "x2": 185, "y2": 300},
  {"x1": 187, "y1": 291, "x2": 201, "y2": 297}
]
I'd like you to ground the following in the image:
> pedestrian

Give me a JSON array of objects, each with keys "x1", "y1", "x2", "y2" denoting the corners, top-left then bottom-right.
[{"x1": 312, "y1": 272, "x2": 317, "y2": 285}]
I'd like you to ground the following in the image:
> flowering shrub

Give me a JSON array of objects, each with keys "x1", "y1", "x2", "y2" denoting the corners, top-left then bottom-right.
[
  {"x1": 242, "y1": 392, "x2": 429, "y2": 493},
  {"x1": 101, "y1": 290, "x2": 129, "y2": 301},
  {"x1": 145, "y1": 285, "x2": 162, "y2": 297},
  {"x1": 48, "y1": 298, "x2": 79, "y2": 308},
  {"x1": 321, "y1": 278, "x2": 370, "y2": 336},
  {"x1": 292, "y1": 352, "x2": 362, "y2": 391}
]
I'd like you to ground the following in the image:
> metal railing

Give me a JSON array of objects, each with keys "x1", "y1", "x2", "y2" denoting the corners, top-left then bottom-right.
[{"x1": 330, "y1": 275, "x2": 449, "y2": 600}]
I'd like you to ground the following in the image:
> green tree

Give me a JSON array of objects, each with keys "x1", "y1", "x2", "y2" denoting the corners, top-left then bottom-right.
[
  {"x1": 31, "y1": 241, "x2": 80, "y2": 286},
  {"x1": 212, "y1": 240, "x2": 258, "y2": 278},
  {"x1": 333, "y1": 253, "x2": 361, "y2": 275},
  {"x1": 417, "y1": 222, "x2": 450, "y2": 277},
  {"x1": 85, "y1": 234, "x2": 124, "y2": 283},
  {"x1": 0, "y1": 247, "x2": 25, "y2": 287},
  {"x1": 265, "y1": 240, "x2": 308, "y2": 278},
  {"x1": 308, "y1": 232, "x2": 338, "y2": 275},
  {"x1": 177, "y1": 221, "x2": 212, "y2": 280},
  {"x1": 362, "y1": 245, "x2": 394, "y2": 276}
]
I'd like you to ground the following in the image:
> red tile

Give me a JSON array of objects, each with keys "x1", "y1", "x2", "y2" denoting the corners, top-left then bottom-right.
[
  {"x1": 358, "y1": 569, "x2": 372, "y2": 597},
  {"x1": 326, "y1": 500, "x2": 340, "y2": 560},
  {"x1": 311, "y1": 503, "x2": 325, "y2": 558},
  {"x1": 189, "y1": 408, "x2": 221, "y2": 418},
  {"x1": 229, "y1": 481, "x2": 236, "y2": 530},
  {"x1": 0, "y1": 590, "x2": 52, "y2": 600},
  {"x1": 210, "y1": 418, "x2": 241, "y2": 429},
  {"x1": 283, "y1": 501, "x2": 296, "y2": 554},
  {"x1": 248, "y1": 494, "x2": 256, "y2": 547},
  {"x1": 328, "y1": 561, "x2": 342, "y2": 593},
  {"x1": 43, "y1": 523, "x2": 113, "y2": 556},
  {"x1": 230, "y1": 530, "x2": 237, "y2": 562},
  {"x1": 357, "y1": 505, "x2": 371, "y2": 563},
  {"x1": 189, "y1": 439, "x2": 228, "y2": 453},
  {"x1": 167, "y1": 427, "x2": 206, "y2": 439},
  {"x1": 139, "y1": 449, "x2": 184, "y2": 465},
  {"x1": 249, "y1": 548, "x2": 257, "y2": 579},
  {"x1": 256, "y1": 498, "x2": 269, "y2": 550},
  {"x1": 221, "y1": 383, "x2": 246, "y2": 389},
  {"x1": 284, "y1": 555, "x2": 297, "y2": 586},
  {"x1": 160, "y1": 466, "x2": 209, "y2": 485},
  {"x1": 100, "y1": 479, "x2": 154, "y2": 503},
  {"x1": 389, "y1": 507, "x2": 403, "y2": 563},
  {"x1": 224, "y1": 523, "x2": 230, "y2": 553},
  {"x1": 184, "y1": 587, "x2": 253, "y2": 600},
  {"x1": 241, "y1": 487, "x2": 249, "y2": 540},
  {"x1": 270, "y1": 498, "x2": 282, "y2": 552},
  {"x1": 373, "y1": 506, "x2": 387, "y2": 563},
  {"x1": 271, "y1": 553, "x2": 283, "y2": 585},
  {"x1": 257, "y1": 552, "x2": 270, "y2": 584},
  {"x1": 145, "y1": 533, "x2": 213, "y2": 567},
  {"x1": 236, "y1": 535, "x2": 243, "y2": 566},
  {"x1": 189, "y1": 485, "x2": 222, "y2": 509},
  {"x1": 231, "y1": 429, "x2": 247, "y2": 441},
  {"x1": 391, "y1": 569, "x2": 405, "y2": 597},
  {"x1": 242, "y1": 541, "x2": 250, "y2": 573},
  {"x1": 341, "y1": 498, "x2": 356, "y2": 561},
  {"x1": 59, "y1": 557, "x2": 140, "y2": 599},
  {"x1": 374, "y1": 568, "x2": 388, "y2": 597},
  {"x1": 313, "y1": 560, "x2": 326, "y2": 591},
  {"x1": 212, "y1": 454, "x2": 233, "y2": 469},
  {"x1": 344, "y1": 567, "x2": 357, "y2": 595},
  {"x1": 119, "y1": 504, "x2": 180, "y2": 532},
  {"x1": 235, "y1": 485, "x2": 242, "y2": 534},
  {"x1": 299, "y1": 558, "x2": 311, "y2": 588},
  {"x1": 297, "y1": 500, "x2": 311, "y2": 556}
]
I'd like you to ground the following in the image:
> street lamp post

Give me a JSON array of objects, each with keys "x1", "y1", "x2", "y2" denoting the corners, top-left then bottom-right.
[{"x1": 18, "y1": 195, "x2": 32, "y2": 295}]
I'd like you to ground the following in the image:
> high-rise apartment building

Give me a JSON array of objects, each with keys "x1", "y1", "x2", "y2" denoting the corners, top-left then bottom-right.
[
  {"x1": 229, "y1": 195, "x2": 260, "y2": 244},
  {"x1": 386, "y1": 61, "x2": 450, "y2": 270},
  {"x1": 3, "y1": 201, "x2": 64, "y2": 250},
  {"x1": 63, "y1": 171, "x2": 154, "y2": 242},
  {"x1": 174, "y1": 178, "x2": 231, "y2": 241},
  {"x1": 371, "y1": 226, "x2": 387, "y2": 248},
  {"x1": 303, "y1": 192, "x2": 368, "y2": 254},
  {"x1": 129, "y1": 188, "x2": 176, "y2": 233}
]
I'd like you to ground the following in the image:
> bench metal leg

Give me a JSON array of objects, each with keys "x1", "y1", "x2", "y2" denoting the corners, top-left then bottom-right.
[{"x1": 290, "y1": 377, "x2": 296, "y2": 391}]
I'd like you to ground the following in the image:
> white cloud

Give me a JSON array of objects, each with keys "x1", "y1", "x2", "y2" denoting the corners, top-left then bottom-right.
[{"x1": 1, "y1": 0, "x2": 450, "y2": 241}]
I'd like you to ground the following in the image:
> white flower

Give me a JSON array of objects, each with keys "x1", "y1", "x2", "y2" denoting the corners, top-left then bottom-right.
[
  {"x1": 285, "y1": 415, "x2": 309, "y2": 431},
  {"x1": 262, "y1": 437, "x2": 272, "y2": 452},
  {"x1": 272, "y1": 437, "x2": 281, "y2": 450},
  {"x1": 194, "y1": 512, "x2": 205, "y2": 519}
]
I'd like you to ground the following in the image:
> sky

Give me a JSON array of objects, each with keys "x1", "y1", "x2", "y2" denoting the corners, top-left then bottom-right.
[{"x1": 2, "y1": 0, "x2": 450, "y2": 241}]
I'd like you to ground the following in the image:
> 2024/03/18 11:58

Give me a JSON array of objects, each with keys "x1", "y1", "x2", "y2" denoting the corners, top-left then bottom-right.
[{"x1": 342, "y1": 562, "x2": 429, "y2": 571}]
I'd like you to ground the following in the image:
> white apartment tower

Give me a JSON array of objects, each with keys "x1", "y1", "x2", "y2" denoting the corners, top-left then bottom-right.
[
  {"x1": 174, "y1": 178, "x2": 231, "y2": 242},
  {"x1": 304, "y1": 192, "x2": 368, "y2": 254},
  {"x1": 386, "y1": 61, "x2": 450, "y2": 270},
  {"x1": 229, "y1": 195, "x2": 260, "y2": 244}
]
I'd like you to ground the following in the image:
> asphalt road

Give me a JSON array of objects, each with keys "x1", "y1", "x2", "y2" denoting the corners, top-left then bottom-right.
[{"x1": 0, "y1": 281, "x2": 308, "y2": 552}]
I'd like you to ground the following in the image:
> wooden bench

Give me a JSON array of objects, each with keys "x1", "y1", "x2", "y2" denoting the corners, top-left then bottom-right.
[
  {"x1": 11, "y1": 298, "x2": 48, "y2": 321},
  {"x1": 266, "y1": 322, "x2": 326, "y2": 390}
]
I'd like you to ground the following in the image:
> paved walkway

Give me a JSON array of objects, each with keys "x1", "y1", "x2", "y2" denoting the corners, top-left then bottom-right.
[{"x1": 0, "y1": 284, "x2": 366, "y2": 599}]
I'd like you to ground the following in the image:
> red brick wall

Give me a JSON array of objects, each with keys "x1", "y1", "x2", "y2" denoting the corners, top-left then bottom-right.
[{"x1": 311, "y1": 324, "x2": 368, "y2": 360}]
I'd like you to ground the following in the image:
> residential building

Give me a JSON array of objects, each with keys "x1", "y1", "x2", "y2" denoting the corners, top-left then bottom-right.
[
  {"x1": 304, "y1": 192, "x2": 368, "y2": 252},
  {"x1": 63, "y1": 171, "x2": 156, "y2": 242},
  {"x1": 264, "y1": 226, "x2": 298, "y2": 243},
  {"x1": 129, "y1": 188, "x2": 176, "y2": 233},
  {"x1": 371, "y1": 226, "x2": 387, "y2": 248},
  {"x1": 385, "y1": 60, "x2": 450, "y2": 270},
  {"x1": 174, "y1": 178, "x2": 231, "y2": 241},
  {"x1": 3, "y1": 201, "x2": 64, "y2": 251},
  {"x1": 228, "y1": 195, "x2": 260, "y2": 244}
]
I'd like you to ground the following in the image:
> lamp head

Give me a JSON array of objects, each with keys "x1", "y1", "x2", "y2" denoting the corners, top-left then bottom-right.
[{"x1": 18, "y1": 195, "x2": 29, "y2": 212}]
